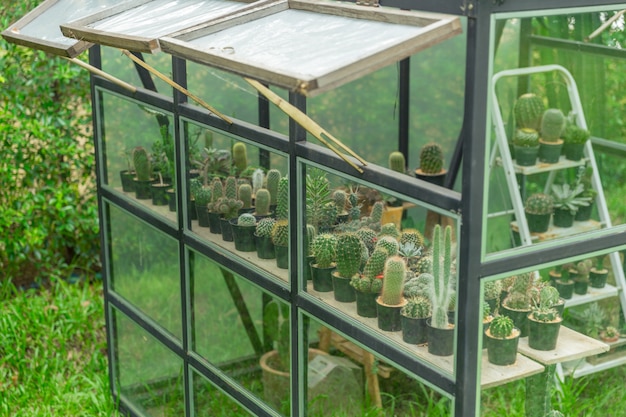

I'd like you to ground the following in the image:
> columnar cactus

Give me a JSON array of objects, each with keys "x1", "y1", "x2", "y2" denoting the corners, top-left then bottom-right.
[
  {"x1": 255, "y1": 188, "x2": 271, "y2": 216},
  {"x1": 208, "y1": 177, "x2": 223, "y2": 212},
  {"x1": 356, "y1": 227, "x2": 377, "y2": 255},
  {"x1": 255, "y1": 217, "x2": 276, "y2": 238},
  {"x1": 266, "y1": 169, "x2": 281, "y2": 205},
  {"x1": 514, "y1": 93, "x2": 545, "y2": 131},
  {"x1": 388, "y1": 151, "x2": 406, "y2": 174},
  {"x1": 335, "y1": 233, "x2": 363, "y2": 278},
  {"x1": 271, "y1": 219, "x2": 289, "y2": 247},
  {"x1": 252, "y1": 168, "x2": 265, "y2": 195},
  {"x1": 540, "y1": 108, "x2": 566, "y2": 142},
  {"x1": 132, "y1": 146, "x2": 152, "y2": 181},
  {"x1": 376, "y1": 236, "x2": 399, "y2": 257},
  {"x1": 524, "y1": 193, "x2": 554, "y2": 215},
  {"x1": 489, "y1": 315, "x2": 514, "y2": 338},
  {"x1": 380, "y1": 256, "x2": 407, "y2": 306},
  {"x1": 237, "y1": 213, "x2": 256, "y2": 226},
  {"x1": 429, "y1": 224, "x2": 454, "y2": 329},
  {"x1": 363, "y1": 247, "x2": 389, "y2": 280},
  {"x1": 419, "y1": 142, "x2": 444, "y2": 174},
  {"x1": 224, "y1": 176, "x2": 238, "y2": 200},
  {"x1": 312, "y1": 233, "x2": 337, "y2": 269},
  {"x1": 232, "y1": 142, "x2": 248, "y2": 175},
  {"x1": 275, "y1": 177, "x2": 289, "y2": 220},
  {"x1": 332, "y1": 189, "x2": 347, "y2": 214},
  {"x1": 238, "y1": 183, "x2": 252, "y2": 209},
  {"x1": 401, "y1": 295, "x2": 432, "y2": 319},
  {"x1": 305, "y1": 224, "x2": 317, "y2": 256},
  {"x1": 348, "y1": 191, "x2": 361, "y2": 221},
  {"x1": 369, "y1": 201, "x2": 384, "y2": 224}
]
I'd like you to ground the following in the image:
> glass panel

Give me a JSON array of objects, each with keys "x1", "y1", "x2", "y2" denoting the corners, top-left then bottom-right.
[
  {"x1": 486, "y1": 9, "x2": 626, "y2": 257},
  {"x1": 97, "y1": 88, "x2": 177, "y2": 224},
  {"x1": 106, "y1": 202, "x2": 182, "y2": 340},
  {"x1": 111, "y1": 308, "x2": 185, "y2": 416},
  {"x1": 183, "y1": 119, "x2": 289, "y2": 283},
  {"x1": 302, "y1": 162, "x2": 460, "y2": 376},
  {"x1": 191, "y1": 368, "x2": 252, "y2": 416},
  {"x1": 188, "y1": 249, "x2": 288, "y2": 414}
]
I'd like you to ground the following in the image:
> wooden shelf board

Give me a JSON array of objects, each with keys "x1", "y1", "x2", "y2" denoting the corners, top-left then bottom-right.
[
  {"x1": 511, "y1": 219, "x2": 602, "y2": 242},
  {"x1": 513, "y1": 156, "x2": 588, "y2": 175},
  {"x1": 113, "y1": 186, "x2": 178, "y2": 224}
]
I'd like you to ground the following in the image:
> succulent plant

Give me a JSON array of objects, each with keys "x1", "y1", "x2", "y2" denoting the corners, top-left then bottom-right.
[
  {"x1": 237, "y1": 212, "x2": 256, "y2": 227},
  {"x1": 514, "y1": 93, "x2": 545, "y2": 131},
  {"x1": 401, "y1": 295, "x2": 431, "y2": 319},
  {"x1": 305, "y1": 224, "x2": 317, "y2": 256},
  {"x1": 347, "y1": 189, "x2": 361, "y2": 221},
  {"x1": 305, "y1": 168, "x2": 332, "y2": 232},
  {"x1": 376, "y1": 236, "x2": 399, "y2": 257},
  {"x1": 524, "y1": 193, "x2": 554, "y2": 215},
  {"x1": 189, "y1": 178, "x2": 203, "y2": 200},
  {"x1": 335, "y1": 233, "x2": 363, "y2": 278},
  {"x1": 419, "y1": 142, "x2": 444, "y2": 174},
  {"x1": 403, "y1": 273, "x2": 432, "y2": 298},
  {"x1": 312, "y1": 233, "x2": 337, "y2": 269},
  {"x1": 255, "y1": 217, "x2": 276, "y2": 238},
  {"x1": 232, "y1": 142, "x2": 248, "y2": 175},
  {"x1": 238, "y1": 183, "x2": 252, "y2": 209},
  {"x1": 551, "y1": 182, "x2": 592, "y2": 215},
  {"x1": 540, "y1": 108, "x2": 566, "y2": 142},
  {"x1": 603, "y1": 326, "x2": 620, "y2": 340},
  {"x1": 271, "y1": 219, "x2": 289, "y2": 247},
  {"x1": 489, "y1": 315, "x2": 515, "y2": 338},
  {"x1": 275, "y1": 177, "x2": 289, "y2": 220},
  {"x1": 429, "y1": 225, "x2": 454, "y2": 329},
  {"x1": 388, "y1": 151, "x2": 406, "y2": 174},
  {"x1": 379, "y1": 223, "x2": 401, "y2": 240},
  {"x1": 356, "y1": 227, "x2": 377, "y2": 255},
  {"x1": 266, "y1": 169, "x2": 281, "y2": 206},
  {"x1": 369, "y1": 201, "x2": 384, "y2": 225},
  {"x1": 414, "y1": 256, "x2": 432, "y2": 274},
  {"x1": 132, "y1": 146, "x2": 152, "y2": 181},
  {"x1": 513, "y1": 128, "x2": 540, "y2": 147},
  {"x1": 255, "y1": 188, "x2": 271, "y2": 216},
  {"x1": 530, "y1": 285, "x2": 560, "y2": 322},
  {"x1": 363, "y1": 247, "x2": 389, "y2": 280},
  {"x1": 380, "y1": 256, "x2": 407, "y2": 306},
  {"x1": 482, "y1": 302, "x2": 492, "y2": 321}
]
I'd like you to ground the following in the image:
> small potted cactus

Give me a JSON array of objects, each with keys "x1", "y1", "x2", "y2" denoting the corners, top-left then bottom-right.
[
  {"x1": 589, "y1": 254, "x2": 609, "y2": 288},
  {"x1": 573, "y1": 259, "x2": 592, "y2": 295},
  {"x1": 332, "y1": 233, "x2": 362, "y2": 302},
  {"x1": 562, "y1": 122, "x2": 590, "y2": 162},
  {"x1": 207, "y1": 177, "x2": 224, "y2": 234},
  {"x1": 524, "y1": 193, "x2": 554, "y2": 233},
  {"x1": 238, "y1": 183, "x2": 254, "y2": 214},
  {"x1": 483, "y1": 279, "x2": 503, "y2": 316},
  {"x1": 527, "y1": 286, "x2": 563, "y2": 351},
  {"x1": 414, "y1": 142, "x2": 447, "y2": 186},
  {"x1": 217, "y1": 176, "x2": 243, "y2": 241},
  {"x1": 350, "y1": 247, "x2": 387, "y2": 318},
  {"x1": 310, "y1": 233, "x2": 337, "y2": 292},
  {"x1": 271, "y1": 219, "x2": 289, "y2": 269},
  {"x1": 400, "y1": 295, "x2": 431, "y2": 344},
  {"x1": 513, "y1": 128, "x2": 540, "y2": 166},
  {"x1": 192, "y1": 184, "x2": 212, "y2": 228},
  {"x1": 514, "y1": 93, "x2": 545, "y2": 131},
  {"x1": 230, "y1": 212, "x2": 257, "y2": 252},
  {"x1": 255, "y1": 217, "x2": 276, "y2": 259},
  {"x1": 600, "y1": 326, "x2": 620, "y2": 343},
  {"x1": 550, "y1": 181, "x2": 591, "y2": 228},
  {"x1": 131, "y1": 146, "x2": 155, "y2": 200},
  {"x1": 554, "y1": 263, "x2": 575, "y2": 300},
  {"x1": 376, "y1": 256, "x2": 408, "y2": 332},
  {"x1": 485, "y1": 315, "x2": 520, "y2": 366},
  {"x1": 253, "y1": 188, "x2": 272, "y2": 219},
  {"x1": 538, "y1": 108, "x2": 566, "y2": 163},
  {"x1": 500, "y1": 272, "x2": 534, "y2": 337}
]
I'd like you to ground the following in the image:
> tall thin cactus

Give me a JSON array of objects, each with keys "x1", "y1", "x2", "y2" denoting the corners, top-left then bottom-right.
[{"x1": 430, "y1": 225, "x2": 454, "y2": 329}]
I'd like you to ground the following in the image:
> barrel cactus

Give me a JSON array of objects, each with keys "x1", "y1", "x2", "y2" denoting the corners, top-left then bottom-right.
[
  {"x1": 266, "y1": 169, "x2": 281, "y2": 205},
  {"x1": 489, "y1": 315, "x2": 514, "y2": 338},
  {"x1": 401, "y1": 295, "x2": 432, "y2": 319},
  {"x1": 524, "y1": 193, "x2": 554, "y2": 215},
  {"x1": 376, "y1": 236, "x2": 399, "y2": 257},
  {"x1": 255, "y1": 217, "x2": 276, "y2": 238},
  {"x1": 513, "y1": 128, "x2": 540, "y2": 147},
  {"x1": 271, "y1": 219, "x2": 289, "y2": 247},
  {"x1": 540, "y1": 108, "x2": 566, "y2": 142},
  {"x1": 400, "y1": 229, "x2": 424, "y2": 250},
  {"x1": 237, "y1": 213, "x2": 256, "y2": 227},
  {"x1": 419, "y1": 142, "x2": 444, "y2": 174},
  {"x1": 380, "y1": 256, "x2": 407, "y2": 306},
  {"x1": 514, "y1": 93, "x2": 545, "y2": 131},
  {"x1": 356, "y1": 227, "x2": 377, "y2": 255},
  {"x1": 132, "y1": 146, "x2": 152, "y2": 181},
  {"x1": 388, "y1": 151, "x2": 406, "y2": 174},
  {"x1": 335, "y1": 233, "x2": 363, "y2": 278},
  {"x1": 255, "y1": 188, "x2": 271, "y2": 216},
  {"x1": 379, "y1": 223, "x2": 400, "y2": 240},
  {"x1": 312, "y1": 233, "x2": 337, "y2": 269}
]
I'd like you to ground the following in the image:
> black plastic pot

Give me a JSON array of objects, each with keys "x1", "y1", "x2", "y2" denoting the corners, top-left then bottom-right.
[
  {"x1": 555, "y1": 279, "x2": 574, "y2": 300},
  {"x1": 573, "y1": 279, "x2": 589, "y2": 295},
  {"x1": 208, "y1": 212, "x2": 222, "y2": 234},
  {"x1": 167, "y1": 189, "x2": 176, "y2": 212},
  {"x1": 274, "y1": 245, "x2": 289, "y2": 270},
  {"x1": 255, "y1": 234, "x2": 275, "y2": 259},
  {"x1": 526, "y1": 212, "x2": 551, "y2": 233},
  {"x1": 331, "y1": 273, "x2": 356, "y2": 303},
  {"x1": 575, "y1": 203, "x2": 593, "y2": 221},
  {"x1": 538, "y1": 140, "x2": 563, "y2": 163},
  {"x1": 500, "y1": 304, "x2": 531, "y2": 337},
  {"x1": 426, "y1": 319, "x2": 455, "y2": 356},
  {"x1": 553, "y1": 208, "x2": 575, "y2": 228},
  {"x1": 563, "y1": 142, "x2": 585, "y2": 161},
  {"x1": 355, "y1": 290, "x2": 379, "y2": 318},
  {"x1": 134, "y1": 179, "x2": 154, "y2": 200},
  {"x1": 376, "y1": 297, "x2": 406, "y2": 332},
  {"x1": 120, "y1": 170, "x2": 135, "y2": 192},
  {"x1": 196, "y1": 203, "x2": 210, "y2": 227},
  {"x1": 220, "y1": 218, "x2": 234, "y2": 241},
  {"x1": 414, "y1": 169, "x2": 447, "y2": 187},
  {"x1": 527, "y1": 315, "x2": 562, "y2": 351},
  {"x1": 311, "y1": 264, "x2": 335, "y2": 292},
  {"x1": 485, "y1": 328, "x2": 520, "y2": 366},
  {"x1": 151, "y1": 183, "x2": 170, "y2": 206},
  {"x1": 514, "y1": 146, "x2": 539, "y2": 166},
  {"x1": 589, "y1": 269, "x2": 608, "y2": 288},
  {"x1": 401, "y1": 315, "x2": 429, "y2": 345},
  {"x1": 230, "y1": 219, "x2": 256, "y2": 252}
]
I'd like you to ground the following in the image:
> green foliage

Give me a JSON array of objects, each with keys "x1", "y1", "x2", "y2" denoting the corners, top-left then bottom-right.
[
  {"x1": 540, "y1": 108, "x2": 566, "y2": 142},
  {"x1": 133, "y1": 147, "x2": 152, "y2": 181},
  {"x1": 524, "y1": 193, "x2": 554, "y2": 215},
  {"x1": 350, "y1": 274, "x2": 383, "y2": 294},
  {"x1": 238, "y1": 183, "x2": 252, "y2": 209},
  {"x1": 513, "y1": 128, "x2": 540, "y2": 147},
  {"x1": 305, "y1": 168, "x2": 332, "y2": 232},
  {"x1": 401, "y1": 296, "x2": 431, "y2": 319},
  {"x1": 312, "y1": 233, "x2": 337, "y2": 268},
  {"x1": 254, "y1": 188, "x2": 271, "y2": 216},
  {"x1": 194, "y1": 186, "x2": 212, "y2": 206},
  {"x1": 484, "y1": 280, "x2": 503, "y2": 301},
  {"x1": 419, "y1": 142, "x2": 444, "y2": 174},
  {"x1": 332, "y1": 189, "x2": 347, "y2": 214},
  {"x1": 514, "y1": 93, "x2": 545, "y2": 131},
  {"x1": 335, "y1": 233, "x2": 362, "y2": 278},
  {"x1": 381, "y1": 256, "x2": 407, "y2": 306},
  {"x1": 429, "y1": 225, "x2": 454, "y2": 329},
  {"x1": 550, "y1": 182, "x2": 591, "y2": 214},
  {"x1": 376, "y1": 236, "x2": 400, "y2": 257},
  {"x1": 255, "y1": 217, "x2": 276, "y2": 238},
  {"x1": 490, "y1": 315, "x2": 515, "y2": 338}
]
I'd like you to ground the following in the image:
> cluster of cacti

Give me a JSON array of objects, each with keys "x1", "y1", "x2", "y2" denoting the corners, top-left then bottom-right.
[
  {"x1": 347, "y1": 190, "x2": 361, "y2": 221},
  {"x1": 376, "y1": 236, "x2": 399, "y2": 257},
  {"x1": 363, "y1": 247, "x2": 389, "y2": 280},
  {"x1": 524, "y1": 193, "x2": 554, "y2": 215},
  {"x1": 514, "y1": 93, "x2": 545, "y2": 131},
  {"x1": 252, "y1": 168, "x2": 265, "y2": 195},
  {"x1": 232, "y1": 142, "x2": 248, "y2": 175},
  {"x1": 266, "y1": 169, "x2": 281, "y2": 206},
  {"x1": 238, "y1": 183, "x2": 252, "y2": 209},
  {"x1": 271, "y1": 219, "x2": 289, "y2": 247},
  {"x1": 380, "y1": 256, "x2": 407, "y2": 306},
  {"x1": 350, "y1": 274, "x2": 383, "y2": 293},
  {"x1": 275, "y1": 177, "x2": 289, "y2": 220},
  {"x1": 388, "y1": 151, "x2": 406, "y2": 174},
  {"x1": 401, "y1": 295, "x2": 431, "y2": 319},
  {"x1": 419, "y1": 142, "x2": 444, "y2": 174},
  {"x1": 237, "y1": 213, "x2": 256, "y2": 227},
  {"x1": 356, "y1": 227, "x2": 377, "y2": 255},
  {"x1": 503, "y1": 272, "x2": 534, "y2": 310},
  {"x1": 483, "y1": 280, "x2": 503, "y2": 301},
  {"x1": 332, "y1": 190, "x2": 348, "y2": 215},
  {"x1": 132, "y1": 146, "x2": 152, "y2": 181},
  {"x1": 400, "y1": 229, "x2": 424, "y2": 250},
  {"x1": 403, "y1": 273, "x2": 432, "y2": 298},
  {"x1": 379, "y1": 223, "x2": 400, "y2": 239},
  {"x1": 414, "y1": 255, "x2": 432, "y2": 274},
  {"x1": 216, "y1": 197, "x2": 243, "y2": 220},
  {"x1": 540, "y1": 108, "x2": 566, "y2": 142},
  {"x1": 335, "y1": 233, "x2": 363, "y2": 278},
  {"x1": 256, "y1": 217, "x2": 276, "y2": 237},
  {"x1": 207, "y1": 178, "x2": 223, "y2": 212},
  {"x1": 312, "y1": 233, "x2": 337, "y2": 268},
  {"x1": 429, "y1": 225, "x2": 454, "y2": 329},
  {"x1": 513, "y1": 128, "x2": 540, "y2": 147},
  {"x1": 489, "y1": 315, "x2": 514, "y2": 338},
  {"x1": 255, "y1": 188, "x2": 271, "y2": 216}
]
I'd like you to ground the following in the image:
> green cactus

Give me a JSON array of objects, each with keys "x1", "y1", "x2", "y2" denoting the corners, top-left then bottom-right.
[
  {"x1": 414, "y1": 255, "x2": 432, "y2": 275},
  {"x1": 232, "y1": 142, "x2": 248, "y2": 175},
  {"x1": 132, "y1": 146, "x2": 152, "y2": 181},
  {"x1": 266, "y1": 169, "x2": 281, "y2": 206},
  {"x1": 540, "y1": 108, "x2": 566, "y2": 142},
  {"x1": 513, "y1": 128, "x2": 540, "y2": 147},
  {"x1": 514, "y1": 93, "x2": 545, "y2": 131},
  {"x1": 370, "y1": 201, "x2": 384, "y2": 224},
  {"x1": 503, "y1": 272, "x2": 534, "y2": 310},
  {"x1": 312, "y1": 233, "x2": 337, "y2": 269},
  {"x1": 194, "y1": 186, "x2": 212, "y2": 207},
  {"x1": 376, "y1": 236, "x2": 399, "y2": 257},
  {"x1": 401, "y1": 295, "x2": 431, "y2": 319},
  {"x1": 251, "y1": 168, "x2": 265, "y2": 195},
  {"x1": 207, "y1": 178, "x2": 223, "y2": 212},
  {"x1": 482, "y1": 302, "x2": 492, "y2": 321},
  {"x1": 238, "y1": 183, "x2": 252, "y2": 209},
  {"x1": 275, "y1": 177, "x2": 289, "y2": 220},
  {"x1": 332, "y1": 189, "x2": 348, "y2": 214},
  {"x1": 255, "y1": 188, "x2": 271, "y2": 216},
  {"x1": 388, "y1": 151, "x2": 406, "y2": 174},
  {"x1": 255, "y1": 217, "x2": 276, "y2": 238},
  {"x1": 224, "y1": 176, "x2": 238, "y2": 200},
  {"x1": 379, "y1": 223, "x2": 401, "y2": 239},
  {"x1": 217, "y1": 197, "x2": 243, "y2": 220},
  {"x1": 400, "y1": 229, "x2": 424, "y2": 250},
  {"x1": 380, "y1": 256, "x2": 407, "y2": 306},
  {"x1": 335, "y1": 233, "x2": 363, "y2": 278},
  {"x1": 419, "y1": 142, "x2": 444, "y2": 174},
  {"x1": 403, "y1": 273, "x2": 432, "y2": 298},
  {"x1": 363, "y1": 247, "x2": 389, "y2": 280},
  {"x1": 483, "y1": 280, "x2": 503, "y2": 301},
  {"x1": 429, "y1": 224, "x2": 454, "y2": 329},
  {"x1": 562, "y1": 123, "x2": 590, "y2": 145},
  {"x1": 524, "y1": 193, "x2": 554, "y2": 215},
  {"x1": 237, "y1": 212, "x2": 256, "y2": 227},
  {"x1": 271, "y1": 219, "x2": 289, "y2": 247},
  {"x1": 489, "y1": 315, "x2": 514, "y2": 338},
  {"x1": 350, "y1": 274, "x2": 383, "y2": 294},
  {"x1": 356, "y1": 227, "x2": 377, "y2": 255},
  {"x1": 305, "y1": 224, "x2": 317, "y2": 256}
]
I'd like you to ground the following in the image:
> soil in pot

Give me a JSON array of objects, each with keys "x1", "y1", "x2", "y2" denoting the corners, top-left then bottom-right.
[
  {"x1": 485, "y1": 327, "x2": 520, "y2": 366},
  {"x1": 354, "y1": 290, "x2": 379, "y2": 318},
  {"x1": 401, "y1": 315, "x2": 429, "y2": 345},
  {"x1": 255, "y1": 234, "x2": 275, "y2": 259},
  {"x1": 311, "y1": 264, "x2": 335, "y2": 292},
  {"x1": 376, "y1": 297, "x2": 407, "y2": 332},
  {"x1": 527, "y1": 315, "x2": 562, "y2": 351},
  {"x1": 426, "y1": 319, "x2": 455, "y2": 356}
]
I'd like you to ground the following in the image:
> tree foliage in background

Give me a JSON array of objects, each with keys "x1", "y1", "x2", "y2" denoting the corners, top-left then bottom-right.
[{"x1": 0, "y1": 1, "x2": 99, "y2": 282}]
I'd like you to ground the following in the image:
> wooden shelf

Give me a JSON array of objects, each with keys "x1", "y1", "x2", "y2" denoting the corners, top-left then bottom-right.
[
  {"x1": 511, "y1": 219, "x2": 602, "y2": 243},
  {"x1": 113, "y1": 186, "x2": 178, "y2": 224},
  {"x1": 563, "y1": 284, "x2": 619, "y2": 308},
  {"x1": 513, "y1": 156, "x2": 588, "y2": 175}
]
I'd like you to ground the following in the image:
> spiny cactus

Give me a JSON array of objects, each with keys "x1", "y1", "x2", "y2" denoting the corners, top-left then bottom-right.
[
  {"x1": 207, "y1": 177, "x2": 223, "y2": 212},
  {"x1": 419, "y1": 142, "x2": 444, "y2": 174},
  {"x1": 224, "y1": 176, "x2": 238, "y2": 200},
  {"x1": 271, "y1": 219, "x2": 289, "y2": 247},
  {"x1": 388, "y1": 151, "x2": 406, "y2": 174},
  {"x1": 489, "y1": 315, "x2": 514, "y2": 338},
  {"x1": 400, "y1": 229, "x2": 424, "y2": 250},
  {"x1": 369, "y1": 201, "x2": 384, "y2": 224},
  {"x1": 380, "y1": 256, "x2": 407, "y2": 306},
  {"x1": 305, "y1": 224, "x2": 317, "y2": 256},
  {"x1": 255, "y1": 188, "x2": 271, "y2": 216},
  {"x1": 504, "y1": 272, "x2": 534, "y2": 310},
  {"x1": 514, "y1": 93, "x2": 545, "y2": 131},
  {"x1": 252, "y1": 168, "x2": 265, "y2": 195},
  {"x1": 403, "y1": 273, "x2": 432, "y2": 298},
  {"x1": 401, "y1": 295, "x2": 431, "y2": 319},
  {"x1": 483, "y1": 280, "x2": 503, "y2": 301},
  {"x1": 237, "y1": 212, "x2": 256, "y2": 227},
  {"x1": 332, "y1": 189, "x2": 348, "y2": 215},
  {"x1": 350, "y1": 274, "x2": 383, "y2": 294},
  {"x1": 376, "y1": 236, "x2": 399, "y2": 257},
  {"x1": 347, "y1": 189, "x2": 361, "y2": 221},
  {"x1": 194, "y1": 186, "x2": 212, "y2": 207},
  {"x1": 266, "y1": 169, "x2": 281, "y2": 205},
  {"x1": 232, "y1": 142, "x2": 248, "y2": 175},
  {"x1": 255, "y1": 217, "x2": 276, "y2": 238},
  {"x1": 363, "y1": 247, "x2": 389, "y2": 280},
  {"x1": 482, "y1": 302, "x2": 492, "y2": 321},
  {"x1": 335, "y1": 233, "x2": 363, "y2": 278},
  {"x1": 312, "y1": 233, "x2": 337, "y2": 269},
  {"x1": 132, "y1": 146, "x2": 152, "y2": 181},
  {"x1": 429, "y1": 224, "x2": 454, "y2": 329},
  {"x1": 238, "y1": 183, "x2": 252, "y2": 209},
  {"x1": 379, "y1": 223, "x2": 401, "y2": 240},
  {"x1": 275, "y1": 177, "x2": 289, "y2": 220},
  {"x1": 217, "y1": 197, "x2": 243, "y2": 220},
  {"x1": 513, "y1": 128, "x2": 540, "y2": 147},
  {"x1": 540, "y1": 108, "x2": 566, "y2": 142},
  {"x1": 414, "y1": 255, "x2": 432, "y2": 274},
  {"x1": 356, "y1": 227, "x2": 377, "y2": 255},
  {"x1": 525, "y1": 193, "x2": 554, "y2": 215},
  {"x1": 190, "y1": 178, "x2": 202, "y2": 200}
]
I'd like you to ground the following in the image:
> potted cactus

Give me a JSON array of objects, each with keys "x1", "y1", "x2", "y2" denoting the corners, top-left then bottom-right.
[
  {"x1": 426, "y1": 224, "x2": 456, "y2": 356},
  {"x1": 217, "y1": 176, "x2": 243, "y2": 241},
  {"x1": 192, "y1": 183, "x2": 212, "y2": 228},
  {"x1": 207, "y1": 177, "x2": 224, "y2": 234},
  {"x1": 600, "y1": 326, "x2": 620, "y2": 343},
  {"x1": 554, "y1": 263, "x2": 575, "y2": 300},
  {"x1": 401, "y1": 295, "x2": 432, "y2": 344},
  {"x1": 253, "y1": 188, "x2": 272, "y2": 219},
  {"x1": 527, "y1": 286, "x2": 563, "y2": 351},
  {"x1": 589, "y1": 254, "x2": 609, "y2": 288},
  {"x1": 501, "y1": 272, "x2": 534, "y2": 337},
  {"x1": 573, "y1": 259, "x2": 592, "y2": 295},
  {"x1": 538, "y1": 108, "x2": 566, "y2": 163},
  {"x1": 574, "y1": 165, "x2": 596, "y2": 221},
  {"x1": 524, "y1": 193, "x2": 554, "y2": 233},
  {"x1": 562, "y1": 122, "x2": 590, "y2": 161},
  {"x1": 332, "y1": 233, "x2": 362, "y2": 302},
  {"x1": 514, "y1": 93, "x2": 545, "y2": 131},
  {"x1": 266, "y1": 168, "x2": 282, "y2": 213},
  {"x1": 550, "y1": 182, "x2": 591, "y2": 228},
  {"x1": 483, "y1": 279, "x2": 503, "y2": 316},
  {"x1": 230, "y1": 213, "x2": 257, "y2": 252},
  {"x1": 350, "y1": 247, "x2": 387, "y2": 318},
  {"x1": 271, "y1": 219, "x2": 289, "y2": 269},
  {"x1": 513, "y1": 128, "x2": 540, "y2": 166},
  {"x1": 131, "y1": 146, "x2": 155, "y2": 200},
  {"x1": 482, "y1": 302, "x2": 494, "y2": 347},
  {"x1": 376, "y1": 256, "x2": 408, "y2": 332},
  {"x1": 238, "y1": 183, "x2": 254, "y2": 214},
  {"x1": 255, "y1": 217, "x2": 276, "y2": 259},
  {"x1": 485, "y1": 315, "x2": 520, "y2": 366},
  {"x1": 275, "y1": 177, "x2": 289, "y2": 221},
  {"x1": 414, "y1": 142, "x2": 447, "y2": 186},
  {"x1": 310, "y1": 233, "x2": 337, "y2": 292}
]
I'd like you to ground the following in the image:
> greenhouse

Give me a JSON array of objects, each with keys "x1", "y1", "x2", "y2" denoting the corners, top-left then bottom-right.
[{"x1": 3, "y1": 0, "x2": 626, "y2": 416}]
